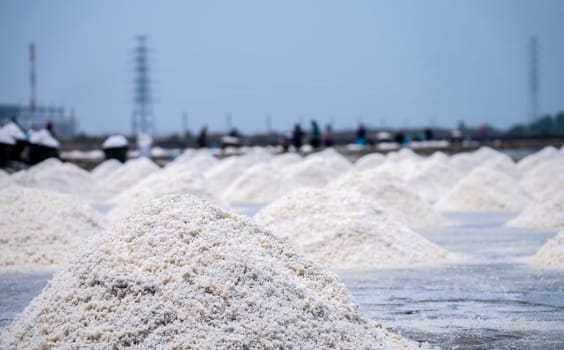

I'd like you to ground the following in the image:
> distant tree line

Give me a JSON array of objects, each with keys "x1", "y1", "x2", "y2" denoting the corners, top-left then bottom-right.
[{"x1": 506, "y1": 111, "x2": 564, "y2": 137}]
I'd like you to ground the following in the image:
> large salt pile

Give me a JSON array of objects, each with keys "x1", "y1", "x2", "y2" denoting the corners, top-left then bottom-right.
[
  {"x1": 405, "y1": 155, "x2": 458, "y2": 204},
  {"x1": 222, "y1": 163, "x2": 296, "y2": 204},
  {"x1": 269, "y1": 152, "x2": 303, "y2": 169},
  {"x1": 255, "y1": 188, "x2": 449, "y2": 269},
  {"x1": 0, "y1": 187, "x2": 105, "y2": 269},
  {"x1": 107, "y1": 167, "x2": 224, "y2": 223},
  {"x1": 167, "y1": 149, "x2": 219, "y2": 175},
  {"x1": 518, "y1": 146, "x2": 562, "y2": 173},
  {"x1": 206, "y1": 149, "x2": 273, "y2": 193},
  {"x1": 435, "y1": 166, "x2": 529, "y2": 212},
  {"x1": 480, "y1": 153, "x2": 521, "y2": 179},
  {"x1": 90, "y1": 159, "x2": 123, "y2": 181},
  {"x1": 328, "y1": 170, "x2": 447, "y2": 228},
  {"x1": 283, "y1": 149, "x2": 351, "y2": 189},
  {"x1": 354, "y1": 152, "x2": 386, "y2": 171},
  {"x1": 101, "y1": 157, "x2": 160, "y2": 193},
  {"x1": 12, "y1": 158, "x2": 99, "y2": 197},
  {"x1": 0, "y1": 194, "x2": 425, "y2": 349},
  {"x1": 309, "y1": 148, "x2": 353, "y2": 176},
  {"x1": 283, "y1": 156, "x2": 336, "y2": 188},
  {"x1": 530, "y1": 230, "x2": 564, "y2": 268},
  {"x1": 519, "y1": 158, "x2": 564, "y2": 200},
  {"x1": 506, "y1": 189, "x2": 564, "y2": 229}
]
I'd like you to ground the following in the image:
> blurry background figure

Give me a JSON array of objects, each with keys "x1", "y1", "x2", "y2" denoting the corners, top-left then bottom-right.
[
  {"x1": 310, "y1": 120, "x2": 321, "y2": 148},
  {"x1": 323, "y1": 124, "x2": 334, "y2": 147},
  {"x1": 281, "y1": 131, "x2": 292, "y2": 152},
  {"x1": 292, "y1": 124, "x2": 303, "y2": 150},
  {"x1": 424, "y1": 128, "x2": 433, "y2": 141},
  {"x1": 45, "y1": 119, "x2": 56, "y2": 138},
  {"x1": 221, "y1": 127, "x2": 241, "y2": 149},
  {"x1": 356, "y1": 123, "x2": 367, "y2": 146},
  {"x1": 450, "y1": 129, "x2": 463, "y2": 144},
  {"x1": 395, "y1": 131, "x2": 405, "y2": 145},
  {"x1": 197, "y1": 125, "x2": 208, "y2": 148}
]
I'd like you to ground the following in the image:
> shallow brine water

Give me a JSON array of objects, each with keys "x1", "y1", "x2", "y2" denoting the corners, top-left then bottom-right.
[{"x1": 341, "y1": 212, "x2": 564, "y2": 349}]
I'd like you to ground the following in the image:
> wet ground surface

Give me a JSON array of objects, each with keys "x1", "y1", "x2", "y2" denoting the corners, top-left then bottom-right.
[
  {"x1": 0, "y1": 211, "x2": 562, "y2": 349},
  {"x1": 0, "y1": 271, "x2": 52, "y2": 330},
  {"x1": 341, "y1": 212, "x2": 564, "y2": 349}
]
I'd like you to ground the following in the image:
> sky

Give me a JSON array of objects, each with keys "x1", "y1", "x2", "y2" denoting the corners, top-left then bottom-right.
[{"x1": 1, "y1": 0, "x2": 563, "y2": 135}]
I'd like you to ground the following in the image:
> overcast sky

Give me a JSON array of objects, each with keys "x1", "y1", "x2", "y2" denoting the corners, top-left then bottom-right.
[{"x1": 1, "y1": 0, "x2": 563, "y2": 135}]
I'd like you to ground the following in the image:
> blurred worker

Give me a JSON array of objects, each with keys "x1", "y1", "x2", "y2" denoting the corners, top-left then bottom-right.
[
  {"x1": 323, "y1": 124, "x2": 334, "y2": 147},
  {"x1": 310, "y1": 120, "x2": 321, "y2": 148},
  {"x1": 45, "y1": 119, "x2": 56, "y2": 138},
  {"x1": 281, "y1": 131, "x2": 292, "y2": 152},
  {"x1": 424, "y1": 128, "x2": 433, "y2": 141},
  {"x1": 395, "y1": 131, "x2": 405, "y2": 145},
  {"x1": 356, "y1": 123, "x2": 367, "y2": 145},
  {"x1": 292, "y1": 124, "x2": 303, "y2": 150},
  {"x1": 197, "y1": 125, "x2": 208, "y2": 148}
]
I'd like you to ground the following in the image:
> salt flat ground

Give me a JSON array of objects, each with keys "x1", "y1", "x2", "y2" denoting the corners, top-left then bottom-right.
[
  {"x1": 0, "y1": 212, "x2": 562, "y2": 349},
  {"x1": 341, "y1": 212, "x2": 564, "y2": 350}
]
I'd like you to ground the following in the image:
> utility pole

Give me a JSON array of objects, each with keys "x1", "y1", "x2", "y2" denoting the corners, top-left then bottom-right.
[
  {"x1": 530, "y1": 35, "x2": 540, "y2": 122},
  {"x1": 266, "y1": 114, "x2": 272, "y2": 133},
  {"x1": 29, "y1": 43, "x2": 37, "y2": 126},
  {"x1": 182, "y1": 112, "x2": 189, "y2": 136},
  {"x1": 226, "y1": 113, "x2": 232, "y2": 132}
]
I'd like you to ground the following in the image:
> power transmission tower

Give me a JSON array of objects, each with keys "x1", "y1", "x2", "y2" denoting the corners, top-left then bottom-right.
[{"x1": 132, "y1": 35, "x2": 154, "y2": 135}]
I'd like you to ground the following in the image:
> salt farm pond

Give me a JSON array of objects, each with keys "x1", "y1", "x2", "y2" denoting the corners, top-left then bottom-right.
[
  {"x1": 1, "y1": 146, "x2": 564, "y2": 348},
  {"x1": 1, "y1": 211, "x2": 563, "y2": 349}
]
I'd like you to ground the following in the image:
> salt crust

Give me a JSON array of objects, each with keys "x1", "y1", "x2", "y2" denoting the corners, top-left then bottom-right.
[
  {"x1": 0, "y1": 194, "x2": 428, "y2": 349},
  {"x1": 101, "y1": 157, "x2": 160, "y2": 193},
  {"x1": 107, "y1": 166, "x2": 225, "y2": 223},
  {"x1": 328, "y1": 170, "x2": 447, "y2": 228},
  {"x1": 0, "y1": 186, "x2": 105, "y2": 269},
  {"x1": 222, "y1": 163, "x2": 296, "y2": 204},
  {"x1": 12, "y1": 158, "x2": 100, "y2": 197},
  {"x1": 90, "y1": 159, "x2": 123, "y2": 180},
  {"x1": 531, "y1": 230, "x2": 564, "y2": 267},
  {"x1": 255, "y1": 188, "x2": 449, "y2": 269},
  {"x1": 102, "y1": 135, "x2": 128, "y2": 149},
  {"x1": 506, "y1": 189, "x2": 564, "y2": 229},
  {"x1": 435, "y1": 166, "x2": 529, "y2": 212}
]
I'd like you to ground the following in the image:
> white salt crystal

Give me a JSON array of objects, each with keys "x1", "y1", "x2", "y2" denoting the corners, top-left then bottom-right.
[
  {"x1": 0, "y1": 186, "x2": 105, "y2": 269},
  {"x1": 0, "y1": 194, "x2": 427, "y2": 349}
]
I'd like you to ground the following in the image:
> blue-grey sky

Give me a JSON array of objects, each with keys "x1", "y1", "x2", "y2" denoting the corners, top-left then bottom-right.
[{"x1": 1, "y1": 0, "x2": 563, "y2": 135}]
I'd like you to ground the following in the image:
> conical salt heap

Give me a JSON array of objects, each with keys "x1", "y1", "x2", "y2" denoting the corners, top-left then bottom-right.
[
  {"x1": 0, "y1": 194, "x2": 427, "y2": 349},
  {"x1": 531, "y1": 230, "x2": 564, "y2": 268},
  {"x1": 255, "y1": 188, "x2": 449, "y2": 269},
  {"x1": 0, "y1": 186, "x2": 105, "y2": 269}
]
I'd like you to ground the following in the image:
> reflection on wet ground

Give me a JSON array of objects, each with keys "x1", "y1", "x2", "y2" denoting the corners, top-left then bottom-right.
[
  {"x1": 341, "y1": 212, "x2": 564, "y2": 349},
  {"x1": 0, "y1": 271, "x2": 52, "y2": 329}
]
